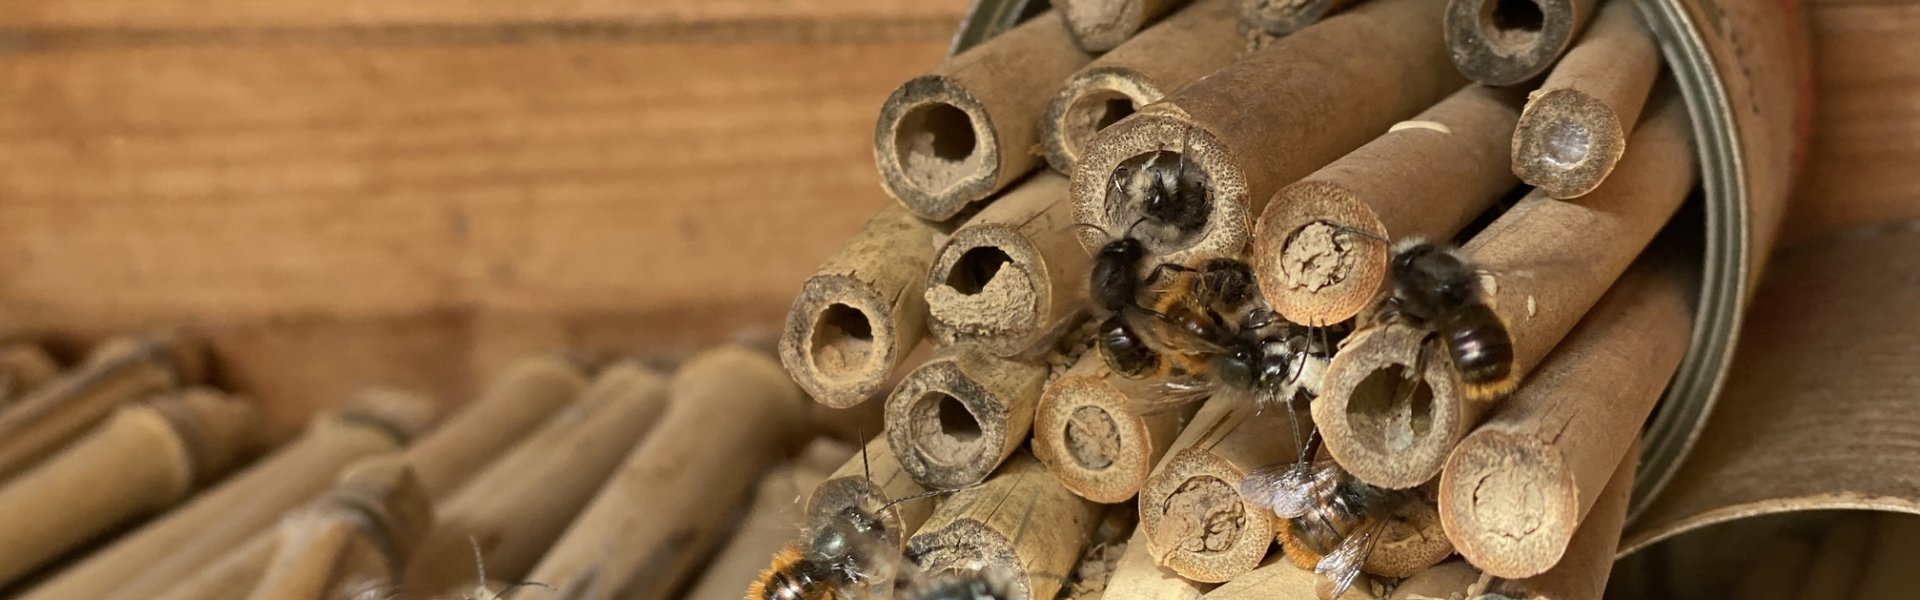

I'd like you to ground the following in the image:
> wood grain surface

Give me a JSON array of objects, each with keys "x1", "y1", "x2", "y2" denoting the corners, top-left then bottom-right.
[{"x1": 0, "y1": 0, "x2": 1906, "y2": 437}]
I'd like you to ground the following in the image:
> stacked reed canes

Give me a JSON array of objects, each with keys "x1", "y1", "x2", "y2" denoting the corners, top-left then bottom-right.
[{"x1": 779, "y1": 0, "x2": 1683, "y2": 597}]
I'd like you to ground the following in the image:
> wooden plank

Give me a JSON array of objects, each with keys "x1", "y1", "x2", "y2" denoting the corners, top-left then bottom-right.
[
  {"x1": 0, "y1": 0, "x2": 970, "y2": 31},
  {"x1": 1785, "y1": 3, "x2": 1920, "y2": 247}
]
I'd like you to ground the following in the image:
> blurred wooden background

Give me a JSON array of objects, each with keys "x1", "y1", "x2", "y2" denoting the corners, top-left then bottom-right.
[{"x1": 0, "y1": 0, "x2": 1909, "y2": 439}]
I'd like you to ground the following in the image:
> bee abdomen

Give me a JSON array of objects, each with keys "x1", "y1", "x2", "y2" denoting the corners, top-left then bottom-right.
[{"x1": 1445, "y1": 307, "x2": 1513, "y2": 394}]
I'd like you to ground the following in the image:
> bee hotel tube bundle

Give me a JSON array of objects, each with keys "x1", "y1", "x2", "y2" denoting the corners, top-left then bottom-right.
[
  {"x1": 243, "y1": 458, "x2": 433, "y2": 600},
  {"x1": 1033, "y1": 353, "x2": 1191, "y2": 503},
  {"x1": 0, "y1": 332, "x2": 205, "y2": 481},
  {"x1": 21, "y1": 390, "x2": 436, "y2": 600},
  {"x1": 527, "y1": 346, "x2": 807, "y2": 600},
  {"x1": 1252, "y1": 84, "x2": 1524, "y2": 326},
  {"x1": 884, "y1": 345, "x2": 1047, "y2": 489},
  {"x1": 1443, "y1": 0, "x2": 1600, "y2": 86},
  {"x1": 806, "y1": 436, "x2": 934, "y2": 552},
  {"x1": 1438, "y1": 250, "x2": 1690, "y2": 578},
  {"x1": 402, "y1": 353, "x2": 592, "y2": 497},
  {"x1": 1070, "y1": 0, "x2": 1463, "y2": 266},
  {"x1": 874, "y1": 14, "x2": 1093, "y2": 221},
  {"x1": 782, "y1": 204, "x2": 940, "y2": 409},
  {"x1": 1042, "y1": 0, "x2": 1242, "y2": 173},
  {"x1": 1509, "y1": 0, "x2": 1661, "y2": 199},
  {"x1": 0, "y1": 389, "x2": 255, "y2": 587},
  {"x1": 402, "y1": 361, "x2": 672, "y2": 594},
  {"x1": 923, "y1": 172, "x2": 1090, "y2": 357},
  {"x1": 1313, "y1": 94, "x2": 1694, "y2": 489},
  {"x1": 1057, "y1": 0, "x2": 1192, "y2": 52},
  {"x1": 907, "y1": 453, "x2": 1103, "y2": 600}
]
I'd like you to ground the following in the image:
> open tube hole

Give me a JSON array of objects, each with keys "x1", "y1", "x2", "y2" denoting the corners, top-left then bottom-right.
[
  {"x1": 1478, "y1": 0, "x2": 1546, "y2": 54},
  {"x1": 809, "y1": 303, "x2": 875, "y2": 379},
  {"x1": 1347, "y1": 364, "x2": 1436, "y2": 453},
  {"x1": 1064, "y1": 90, "x2": 1138, "y2": 159},
  {"x1": 910, "y1": 391, "x2": 987, "y2": 469},
  {"x1": 895, "y1": 103, "x2": 981, "y2": 193},
  {"x1": 944, "y1": 246, "x2": 1013, "y2": 296}
]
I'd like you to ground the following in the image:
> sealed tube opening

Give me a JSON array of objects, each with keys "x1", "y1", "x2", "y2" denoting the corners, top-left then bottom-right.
[
  {"x1": 808, "y1": 303, "x2": 876, "y2": 380},
  {"x1": 1347, "y1": 365, "x2": 1437, "y2": 453},
  {"x1": 1065, "y1": 405, "x2": 1121, "y2": 470},
  {"x1": 1540, "y1": 118, "x2": 1595, "y2": 168},
  {"x1": 1160, "y1": 475, "x2": 1245, "y2": 555},
  {"x1": 944, "y1": 246, "x2": 1013, "y2": 295}
]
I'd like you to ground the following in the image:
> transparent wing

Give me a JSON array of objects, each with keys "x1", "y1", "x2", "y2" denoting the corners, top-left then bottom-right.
[
  {"x1": 1119, "y1": 306, "x2": 1229, "y2": 357},
  {"x1": 1239, "y1": 459, "x2": 1340, "y2": 518},
  {"x1": 1314, "y1": 519, "x2": 1383, "y2": 600},
  {"x1": 1111, "y1": 371, "x2": 1223, "y2": 416}
]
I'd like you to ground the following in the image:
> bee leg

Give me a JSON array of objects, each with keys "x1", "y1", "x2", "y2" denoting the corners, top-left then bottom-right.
[
  {"x1": 1143, "y1": 262, "x2": 1199, "y2": 287},
  {"x1": 1243, "y1": 307, "x2": 1277, "y2": 331}
]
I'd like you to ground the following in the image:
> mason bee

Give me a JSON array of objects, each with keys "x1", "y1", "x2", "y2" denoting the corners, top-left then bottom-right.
[
  {"x1": 1367, "y1": 238, "x2": 1516, "y2": 401},
  {"x1": 1240, "y1": 449, "x2": 1428, "y2": 600},
  {"x1": 748, "y1": 449, "x2": 953, "y2": 600}
]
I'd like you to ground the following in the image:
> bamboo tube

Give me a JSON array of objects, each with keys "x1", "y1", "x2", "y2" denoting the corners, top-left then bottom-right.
[
  {"x1": 908, "y1": 453, "x2": 1103, "y2": 600},
  {"x1": 244, "y1": 458, "x2": 433, "y2": 600},
  {"x1": 1386, "y1": 560, "x2": 1482, "y2": 600},
  {"x1": 1483, "y1": 443, "x2": 1637, "y2": 600},
  {"x1": 1622, "y1": 222, "x2": 1920, "y2": 555},
  {"x1": 527, "y1": 346, "x2": 807, "y2": 600},
  {"x1": 807, "y1": 436, "x2": 935, "y2": 552},
  {"x1": 150, "y1": 535, "x2": 277, "y2": 600},
  {"x1": 1313, "y1": 95, "x2": 1693, "y2": 490},
  {"x1": 924, "y1": 173, "x2": 1089, "y2": 357},
  {"x1": 1058, "y1": 0, "x2": 1192, "y2": 52},
  {"x1": 21, "y1": 390, "x2": 436, "y2": 600},
  {"x1": 405, "y1": 353, "x2": 592, "y2": 498},
  {"x1": 401, "y1": 361, "x2": 671, "y2": 594},
  {"x1": 782, "y1": 205, "x2": 939, "y2": 409},
  {"x1": 1033, "y1": 353, "x2": 1190, "y2": 503},
  {"x1": 1100, "y1": 530, "x2": 1211, "y2": 600},
  {"x1": 1443, "y1": 0, "x2": 1600, "y2": 86},
  {"x1": 1043, "y1": 0, "x2": 1242, "y2": 173},
  {"x1": 875, "y1": 13, "x2": 1095, "y2": 221},
  {"x1": 1070, "y1": 0, "x2": 1462, "y2": 266},
  {"x1": 0, "y1": 332, "x2": 205, "y2": 481},
  {"x1": 0, "y1": 342, "x2": 59, "y2": 406},
  {"x1": 1509, "y1": 0, "x2": 1658, "y2": 199},
  {"x1": 0, "y1": 389, "x2": 255, "y2": 587},
  {"x1": 1252, "y1": 84, "x2": 1524, "y2": 325},
  {"x1": 1136, "y1": 395, "x2": 1294, "y2": 582},
  {"x1": 1198, "y1": 556, "x2": 1374, "y2": 600},
  {"x1": 682, "y1": 440, "x2": 845, "y2": 600},
  {"x1": 1438, "y1": 252, "x2": 1690, "y2": 578},
  {"x1": 885, "y1": 345, "x2": 1048, "y2": 489},
  {"x1": 1237, "y1": 0, "x2": 1366, "y2": 37}
]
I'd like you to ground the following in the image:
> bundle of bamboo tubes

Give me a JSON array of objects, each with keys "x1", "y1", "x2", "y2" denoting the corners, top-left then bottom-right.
[{"x1": 780, "y1": 0, "x2": 1683, "y2": 597}]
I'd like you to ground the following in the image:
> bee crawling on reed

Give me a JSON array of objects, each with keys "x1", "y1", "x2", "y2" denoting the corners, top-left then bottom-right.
[
  {"x1": 748, "y1": 444, "x2": 958, "y2": 600},
  {"x1": 1365, "y1": 237, "x2": 1516, "y2": 401},
  {"x1": 1239, "y1": 434, "x2": 1430, "y2": 600}
]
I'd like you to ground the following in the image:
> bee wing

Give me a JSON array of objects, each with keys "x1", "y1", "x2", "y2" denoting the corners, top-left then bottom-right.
[
  {"x1": 1238, "y1": 459, "x2": 1338, "y2": 518},
  {"x1": 1313, "y1": 519, "x2": 1384, "y2": 600},
  {"x1": 1120, "y1": 306, "x2": 1229, "y2": 356},
  {"x1": 1110, "y1": 371, "x2": 1223, "y2": 415}
]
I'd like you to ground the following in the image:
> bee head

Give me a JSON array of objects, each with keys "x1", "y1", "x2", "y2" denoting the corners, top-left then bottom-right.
[{"x1": 1219, "y1": 343, "x2": 1259, "y2": 390}]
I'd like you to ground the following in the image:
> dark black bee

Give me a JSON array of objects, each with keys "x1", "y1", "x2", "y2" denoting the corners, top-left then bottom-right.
[{"x1": 1368, "y1": 238, "x2": 1516, "y2": 400}]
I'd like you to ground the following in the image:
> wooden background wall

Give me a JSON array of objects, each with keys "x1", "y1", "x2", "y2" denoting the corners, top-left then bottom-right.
[{"x1": 0, "y1": 0, "x2": 1909, "y2": 439}]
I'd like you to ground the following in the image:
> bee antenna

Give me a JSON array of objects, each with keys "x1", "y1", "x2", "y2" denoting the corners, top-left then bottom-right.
[
  {"x1": 859, "y1": 427, "x2": 873, "y2": 484},
  {"x1": 489, "y1": 581, "x2": 556, "y2": 600},
  {"x1": 1124, "y1": 216, "x2": 1150, "y2": 239},
  {"x1": 468, "y1": 537, "x2": 488, "y2": 593},
  {"x1": 879, "y1": 484, "x2": 974, "y2": 512},
  {"x1": 1072, "y1": 222, "x2": 1114, "y2": 239},
  {"x1": 1323, "y1": 223, "x2": 1390, "y2": 245}
]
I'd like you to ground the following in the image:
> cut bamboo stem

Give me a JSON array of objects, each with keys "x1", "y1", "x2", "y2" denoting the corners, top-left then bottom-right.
[
  {"x1": 908, "y1": 453, "x2": 1103, "y2": 600},
  {"x1": 885, "y1": 345, "x2": 1048, "y2": 489},
  {"x1": 1511, "y1": 0, "x2": 1660, "y2": 199},
  {"x1": 1487, "y1": 443, "x2": 1637, "y2": 600},
  {"x1": 528, "y1": 346, "x2": 807, "y2": 600},
  {"x1": 925, "y1": 172, "x2": 1089, "y2": 357},
  {"x1": 1100, "y1": 530, "x2": 1211, "y2": 600},
  {"x1": 681, "y1": 440, "x2": 845, "y2": 600},
  {"x1": 0, "y1": 342, "x2": 59, "y2": 406},
  {"x1": 1253, "y1": 84, "x2": 1524, "y2": 325},
  {"x1": 22, "y1": 389, "x2": 436, "y2": 600},
  {"x1": 876, "y1": 13, "x2": 1095, "y2": 221},
  {"x1": 150, "y1": 535, "x2": 277, "y2": 600},
  {"x1": 1386, "y1": 560, "x2": 1482, "y2": 600},
  {"x1": 1237, "y1": 0, "x2": 1365, "y2": 38},
  {"x1": 1044, "y1": 0, "x2": 1242, "y2": 173},
  {"x1": 401, "y1": 361, "x2": 672, "y2": 595},
  {"x1": 0, "y1": 332, "x2": 206, "y2": 481},
  {"x1": 1071, "y1": 0, "x2": 1462, "y2": 265},
  {"x1": 1439, "y1": 252, "x2": 1690, "y2": 578},
  {"x1": 1443, "y1": 0, "x2": 1600, "y2": 86},
  {"x1": 807, "y1": 436, "x2": 935, "y2": 552},
  {"x1": 1059, "y1": 0, "x2": 1193, "y2": 52},
  {"x1": 244, "y1": 458, "x2": 433, "y2": 600},
  {"x1": 1314, "y1": 94, "x2": 1693, "y2": 489},
  {"x1": 405, "y1": 353, "x2": 593, "y2": 498},
  {"x1": 782, "y1": 204, "x2": 939, "y2": 409},
  {"x1": 1198, "y1": 556, "x2": 1373, "y2": 600},
  {"x1": 0, "y1": 388, "x2": 256, "y2": 587},
  {"x1": 1034, "y1": 353, "x2": 1191, "y2": 503},
  {"x1": 1137, "y1": 395, "x2": 1297, "y2": 582}
]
